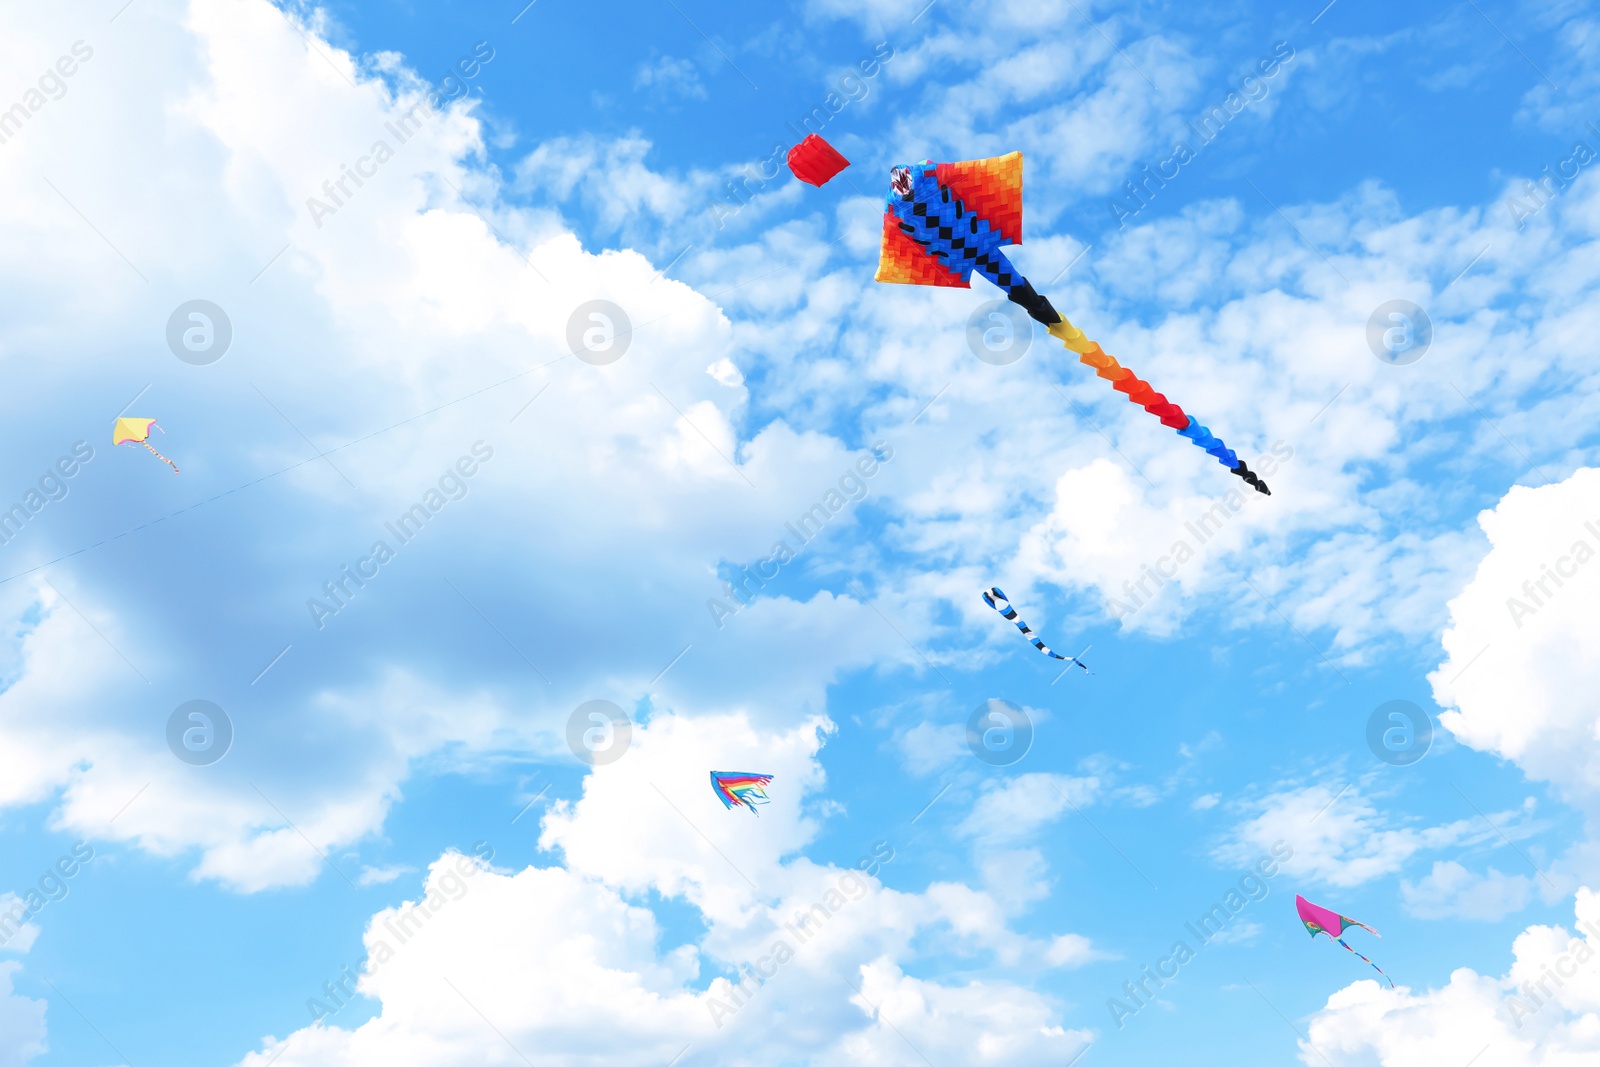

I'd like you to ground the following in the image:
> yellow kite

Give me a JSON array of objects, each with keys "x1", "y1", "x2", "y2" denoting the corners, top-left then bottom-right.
[{"x1": 113, "y1": 418, "x2": 178, "y2": 473}]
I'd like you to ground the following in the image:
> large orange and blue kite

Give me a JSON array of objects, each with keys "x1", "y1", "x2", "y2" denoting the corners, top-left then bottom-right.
[
  {"x1": 1296, "y1": 894, "x2": 1394, "y2": 988},
  {"x1": 710, "y1": 771, "x2": 773, "y2": 815},
  {"x1": 785, "y1": 135, "x2": 1270, "y2": 495}
]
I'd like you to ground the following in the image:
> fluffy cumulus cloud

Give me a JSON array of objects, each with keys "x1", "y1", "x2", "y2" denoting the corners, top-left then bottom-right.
[
  {"x1": 0, "y1": 962, "x2": 47, "y2": 1067},
  {"x1": 0, "y1": 0, "x2": 914, "y2": 895},
  {"x1": 240, "y1": 710, "x2": 1095, "y2": 1065},
  {"x1": 1432, "y1": 468, "x2": 1600, "y2": 817},
  {"x1": 1301, "y1": 889, "x2": 1600, "y2": 1066}
]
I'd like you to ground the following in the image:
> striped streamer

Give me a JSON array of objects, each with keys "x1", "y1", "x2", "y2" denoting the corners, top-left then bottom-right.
[
  {"x1": 981, "y1": 587, "x2": 1088, "y2": 671},
  {"x1": 1333, "y1": 936, "x2": 1396, "y2": 989}
]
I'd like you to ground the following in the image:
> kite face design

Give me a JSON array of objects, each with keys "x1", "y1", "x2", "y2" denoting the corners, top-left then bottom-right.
[
  {"x1": 113, "y1": 417, "x2": 179, "y2": 473},
  {"x1": 710, "y1": 771, "x2": 773, "y2": 815},
  {"x1": 787, "y1": 138, "x2": 1270, "y2": 495},
  {"x1": 1295, "y1": 894, "x2": 1394, "y2": 988}
]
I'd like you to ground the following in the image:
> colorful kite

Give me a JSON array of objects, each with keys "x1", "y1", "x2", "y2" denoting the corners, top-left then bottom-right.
[
  {"x1": 113, "y1": 418, "x2": 179, "y2": 473},
  {"x1": 710, "y1": 771, "x2": 774, "y2": 815},
  {"x1": 982, "y1": 587, "x2": 1088, "y2": 672},
  {"x1": 1296, "y1": 894, "x2": 1394, "y2": 988},
  {"x1": 788, "y1": 139, "x2": 1269, "y2": 495}
]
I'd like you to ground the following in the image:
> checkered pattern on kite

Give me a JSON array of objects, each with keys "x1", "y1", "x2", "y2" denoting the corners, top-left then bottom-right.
[
  {"x1": 883, "y1": 165, "x2": 1009, "y2": 285},
  {"x1": 935, "y1": 152, "x2": 1023, "y2": 247},
  {"x1": 875, "y1": 211, "x2": 970, "y2": 287}
]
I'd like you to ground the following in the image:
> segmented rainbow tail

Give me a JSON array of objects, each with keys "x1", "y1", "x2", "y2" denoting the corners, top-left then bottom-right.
[
  {"x1": 1043, "y1": 317, "x2": 1268, "y2": 494},
  {"x1": 1333, "y1": 935, "x2": 1395, "y2": 988}
]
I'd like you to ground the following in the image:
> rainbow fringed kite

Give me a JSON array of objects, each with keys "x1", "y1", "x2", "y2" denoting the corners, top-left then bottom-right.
[
  {"x1": 785, "y1": 138, "x2": 1269, "y2": 495},
  {"x1": 1296, "y1": 894, "x2": 1395, "y2": 988},
  {"x1": 710, "y1": 771, "x2": 774, "y2": 815}
]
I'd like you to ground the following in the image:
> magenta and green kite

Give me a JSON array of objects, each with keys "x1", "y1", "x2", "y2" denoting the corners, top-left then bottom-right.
[
  {"x1": 710, "y1": 771, "x2": 773, "y2": 815},
  {"x1": 1296, "y1": 894, "x2": 1394, "y2": 988},
  {"x1": 784, "y1": 133, "x2": 1270, "y2": 495}
]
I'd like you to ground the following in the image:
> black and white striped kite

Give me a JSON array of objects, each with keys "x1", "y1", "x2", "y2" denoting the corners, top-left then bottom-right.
[{"x1": 982, "y1": 587, "x2": 1089, "y2": 673}]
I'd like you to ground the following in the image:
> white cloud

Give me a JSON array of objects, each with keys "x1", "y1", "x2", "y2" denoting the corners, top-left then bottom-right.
[
  {"x1": 1431, "y1": 468, "x2": 1600, "y2": 823},
  {"x1": 634, "y1": 54, "x2": 707, "y2": 100},
  {"x1": 357, "y1": 865, "x2": 411, "y2": 887},
  {"x1": 238, "y1": 852, "x2": 711, "y2": 1067},
  {"x1": 1401, "y1": 861, "x2": 1534, "y2": 922},
  {"x1": 0, "y1": 895, "x2": 40, "y2": 956},
  {"x1": 894, "y1": 718, "x2": 964, "y2": 775},
  {"x1": 834, "y1": 959, "x2": 1092, "y2": 1065},
  {"x1": 1218, "y1": 781, "x2": 1521, "y2": 888},
  {"x1": 957, "y1": 771, "x2": 1099, "y2": 845},
  {"x1": 0, "y1": 0, "x2": 904, "y2": 895},
  {"x1": 0, "y1": 962, "x2": 46, "y2": 1067},
  {"x1": 240, "y1": 821, "x2": 1099, "y2": 1064}
]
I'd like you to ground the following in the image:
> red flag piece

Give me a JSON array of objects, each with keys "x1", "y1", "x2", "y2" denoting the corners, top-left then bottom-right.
[{"x1": 787, "y1": 134, "x2": 850, "y2": 187}]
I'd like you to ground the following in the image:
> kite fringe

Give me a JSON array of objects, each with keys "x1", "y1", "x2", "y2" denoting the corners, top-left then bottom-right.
[{"x1": 710, "y1": 771, "x2": 774, "y2": 815}]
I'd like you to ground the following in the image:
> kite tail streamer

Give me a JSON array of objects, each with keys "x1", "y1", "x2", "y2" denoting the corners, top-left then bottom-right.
[
  {"x1": 1333, "y1": 936, "x2": 1395, "y2": 988},
  {"x1": 974, "y1": 245, "x2": 1268, "y2": 496},
  {"x1": 982, "y1": 587, "x2": 1065, "y2": 659},
  {"x1": 980, "y1": 587, "x2": 1088, "y2": 670},
  {"x1": 1034, "y1": 308, "x2": 1268, "y2": 496},
  {"x1": 142, "y1": 442, "x2": 179, "y2": 473},
  {"x1": 1041, "y1": 318, "x2": 1267, "y2": 494}
]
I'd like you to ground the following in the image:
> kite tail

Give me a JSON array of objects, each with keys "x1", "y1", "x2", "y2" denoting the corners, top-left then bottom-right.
[
  {"x1": 1333, "y1": 936, "x2": 1395, "y2": 988},
  {"x1": 1043, "y1": 316, "x2": 1269, "y2": 496},
  {"x1": 975, "y1": 253, "x2": 1268, "y2": 496},
  {"x1": 143, "y1": 442, "x2": 179, "y2": 473}
]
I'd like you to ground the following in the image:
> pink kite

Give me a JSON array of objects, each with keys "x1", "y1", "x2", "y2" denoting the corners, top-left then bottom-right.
[{"x1": 1296, "y1": 894, "x2": 1394, "y2": 988}]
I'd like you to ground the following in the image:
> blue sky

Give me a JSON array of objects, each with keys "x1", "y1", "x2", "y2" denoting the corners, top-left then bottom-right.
[{"x1": 2, "y1": 1, "x2": 1600, "y2": 1065}]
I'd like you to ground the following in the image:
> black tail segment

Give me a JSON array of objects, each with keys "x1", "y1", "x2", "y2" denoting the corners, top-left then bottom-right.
[
  {"x1": 1007, "y1": 279, "x2": 1059, "y2": 327},
  {"x1": 1232, "y1": 460, "x2": 1271, "y2": 495}
]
